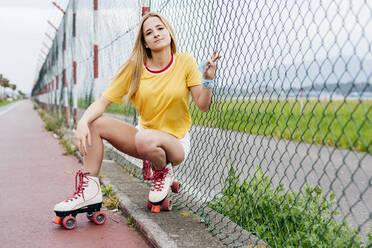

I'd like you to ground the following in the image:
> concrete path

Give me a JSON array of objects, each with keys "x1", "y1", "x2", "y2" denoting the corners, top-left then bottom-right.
[{"x1": 0, "y1": 100, "x2": 150, "y2": 248}]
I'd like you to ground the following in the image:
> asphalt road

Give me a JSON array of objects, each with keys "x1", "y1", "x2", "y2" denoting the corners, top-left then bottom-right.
[{"x1": 0, "y1": 100, "x2": 150, "y2": 248}]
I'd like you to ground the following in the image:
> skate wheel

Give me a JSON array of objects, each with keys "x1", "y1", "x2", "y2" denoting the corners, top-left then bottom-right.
[
  {"x1": 62, "y1": 216, "x2": 77, "y2": 230},
  {"x1": 93, "y1": 212, "x2": 107, "y2": 225},
  {"x1": 151, "y1": 205, "x2": 161, "y2": 213},
  {"x1": 161, "y1": 198, "x2": 172, "y2": 211},
  {"x1": 147, "y1": 199, "x2": 152, "y2": 209},
  {"x1": 171, "y1": 181, "x2": 181, "y2": 193},
  {"x1": 52, "y1": 216, "x2": 62, "y2": 225},
  {"x1": 87, "y1": 213, "x2": 94, "y2": 222}
]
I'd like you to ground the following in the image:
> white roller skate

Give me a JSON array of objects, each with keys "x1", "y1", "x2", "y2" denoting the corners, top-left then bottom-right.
[
  {"x1": 52, "y1": 170, "x2": 106, "y2": 230},
  {"x1": 147, "y1": 163, "x2": 181, "y2": 213}
]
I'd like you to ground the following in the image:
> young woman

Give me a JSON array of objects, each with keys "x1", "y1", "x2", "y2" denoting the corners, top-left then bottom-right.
[{"x1": 53, "y1": 12, "x2": 220, "y2": 213}]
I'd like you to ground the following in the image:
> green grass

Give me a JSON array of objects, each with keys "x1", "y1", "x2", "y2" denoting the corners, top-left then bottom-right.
[
  {"x1": 190, "y1": 99, "x2": 372, "y2": 153},
  {"x1": 78, "y1": 99, "x2": 136, "y2": 117},
  {"x1": 78, "y1": 98, "x2": 372, "y2": 154},
  {"x1": 0, "y1": 99, "x2": 17, "y2": 107}
]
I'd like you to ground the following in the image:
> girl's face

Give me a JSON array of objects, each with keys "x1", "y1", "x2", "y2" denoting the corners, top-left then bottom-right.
[{"x1": 142, "y1": 16, "x2": 171, "y2": 53}]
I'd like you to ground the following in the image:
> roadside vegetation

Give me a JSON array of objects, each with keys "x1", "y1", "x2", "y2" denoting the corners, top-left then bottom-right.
[
  {"x1": 0, "y1": 74, "x2": 26, "y2": 102},
  {"x1": 78, "y1": 99, "x2": 136, "y2": 117},
  {"x1": 208, "y1": 166, "x2": 372, "y2": 247},
  {"x1": 191, "y1": 98, "x2": 371, "y2": 154},
  {"x1": 0, "y1": 99, "x2": 16, "y2": 107},
  {"x1": 33, "y1": 102, "x2": 77, "y2": 156},
  {"x1": 101, "y1": 185, "x2": 120, "y2": 210},
  {"x1": 78, "y1": 98, "x2": 371, "y2": 154}
]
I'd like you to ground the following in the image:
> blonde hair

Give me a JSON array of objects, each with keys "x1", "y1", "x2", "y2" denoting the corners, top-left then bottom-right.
[{"x1": 112, "y1": 12, "x2": 177, "y2": 105}]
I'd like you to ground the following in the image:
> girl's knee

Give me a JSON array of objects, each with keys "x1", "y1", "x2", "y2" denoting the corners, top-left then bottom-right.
[
  {"x1": 135, "y1": 131, "x2": 155, "y2": 156},
  {"x1": 88, "y1": 116, "x2": 107, "y2": 132}
]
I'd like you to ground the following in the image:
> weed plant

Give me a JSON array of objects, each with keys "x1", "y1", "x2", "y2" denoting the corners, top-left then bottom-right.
[
  {"x1": 208, "y1": 167, "x2": 370, "y2": 247},
  {"x1": 101, "y1": 185, "x2": 120, "y2": 210},
  {"x1": 59, "y1": 139, "x2": 77, "y2": 155}
]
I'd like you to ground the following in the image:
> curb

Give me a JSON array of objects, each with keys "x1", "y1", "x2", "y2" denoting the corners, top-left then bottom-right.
[{"x1": 100, "y1": 174, "x2": 178, "y2": 248}]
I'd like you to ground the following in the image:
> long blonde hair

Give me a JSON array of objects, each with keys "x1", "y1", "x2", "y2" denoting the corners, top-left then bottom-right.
[{"x1": 113, "y1": 12, "x2": 177, "y2": 105}]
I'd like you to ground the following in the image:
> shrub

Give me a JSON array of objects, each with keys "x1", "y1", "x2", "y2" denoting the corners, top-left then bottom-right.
[
  {"x1": 59, "y1": 139, "x2": 77, "y2": 155},
  {"x1": 37, "y1": 109, "x2": 46, "y2": 121},
  {"x1": 44, "y1": 115, "x2": 63, "y2": 137},
  {"x1": 208, "y1": 167, "x2": 364, "y2": 247}
]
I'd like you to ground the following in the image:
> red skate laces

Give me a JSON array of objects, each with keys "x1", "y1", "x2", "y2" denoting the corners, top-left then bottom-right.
[
  {"x1": 151, "y1": 168, "x2": 169, "y2": 192},
  {"x1": 142, "y1": 160, "x2": 153, "y2": 180},
  {"x1": 65, "y1": 170, "x2": 90, "y2": 202}
]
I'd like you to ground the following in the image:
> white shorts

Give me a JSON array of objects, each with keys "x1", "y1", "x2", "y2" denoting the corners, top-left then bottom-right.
[{"x1": 135, "y1": 124, "x2": 191, "y2": 161}]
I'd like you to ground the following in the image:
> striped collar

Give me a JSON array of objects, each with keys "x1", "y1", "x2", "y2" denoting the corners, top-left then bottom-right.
[{"x1": 144, "y1": 54, "x2": 174, "y2": 74}]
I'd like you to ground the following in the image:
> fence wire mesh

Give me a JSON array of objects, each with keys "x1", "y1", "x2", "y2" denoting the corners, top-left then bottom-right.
[{"x1": 33, "y1": 0, "x2": 372, "y2": 247}]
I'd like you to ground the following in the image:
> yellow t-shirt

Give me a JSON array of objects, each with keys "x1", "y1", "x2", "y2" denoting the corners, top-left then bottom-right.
[{"x1": 102, "y1": 53, "x2": 202, "y2": 138}]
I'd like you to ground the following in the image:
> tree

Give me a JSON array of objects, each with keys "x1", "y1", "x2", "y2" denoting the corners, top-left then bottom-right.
[
  {"x1": 9, "y1": 84, "x2": 16, "y2": 98},
  {"x1": 0, "y1": 75, "x2": 10, "y2": 99},
  {"x1": 0, "y1": 74, "x2": 3, "y2": 98},
  {"x1": 18, "y1": 90, "x2": 25, "y2": 99}
]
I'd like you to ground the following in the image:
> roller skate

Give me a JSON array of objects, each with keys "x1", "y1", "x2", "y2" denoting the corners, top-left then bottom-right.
[
  {"x1": 52, "y1": 170, "x2": 106, "y2": 230},
  {"x1": 142, "y1": 160, "x2": 153, "y2": 181},
  {"x1": 146, "y1": 163, "x2": 181, "y2": 213}
]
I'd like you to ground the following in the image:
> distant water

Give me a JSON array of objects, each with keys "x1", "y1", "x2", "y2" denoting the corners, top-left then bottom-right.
[
  {"x1": 290, "y1": 91, "x2": 372, "y2": 99},
  {"x1": 214, "y1": 91, "x2": 372, "y2": 100}
]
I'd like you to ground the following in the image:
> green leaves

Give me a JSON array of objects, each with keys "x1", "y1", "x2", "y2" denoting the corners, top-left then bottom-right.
[
  {"x1": 368, "y1": 225, "x2": 372, "y2": 246},
  {"x1": 101, "y1": 185, "x2": 120, "y2": 210},
  {"x1": 208, "y1": 166, "x2": 364, "y2": 247}
]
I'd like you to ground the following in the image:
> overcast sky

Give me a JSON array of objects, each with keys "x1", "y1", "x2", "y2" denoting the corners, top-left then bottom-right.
[
  {"x1": 0, "y1": 0, "x2": 68, "y2": 94},
  {"x1": 1, "y1": 0, "x2": 370, "y2": 95}
]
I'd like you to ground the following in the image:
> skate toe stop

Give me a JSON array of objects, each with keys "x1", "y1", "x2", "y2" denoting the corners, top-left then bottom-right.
[
  {"x1": 151, "y1": 205, "x2": 161, "y2": 213},
  {"x1": 52, "y1": 216, "x2": 62, "y2": 225}
]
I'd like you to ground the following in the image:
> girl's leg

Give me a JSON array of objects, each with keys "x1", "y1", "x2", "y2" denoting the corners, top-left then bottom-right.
[
  {"x1": 135, "y1": 129, "x2": 185, "y2": 204},
  {"x1": 135, "y1": 129, "x2": 185, "y2": 170},
  {"x1": 82, "y1": 116, "x2": 142, "y2": 175},
  {"x1": 54, "y1": 116, "x2": 143, "y2": 214}
]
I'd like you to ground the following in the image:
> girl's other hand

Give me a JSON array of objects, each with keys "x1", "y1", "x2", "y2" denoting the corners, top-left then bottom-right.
[
  {"x1": 74, "y1": 120, "x2": 91, "y2": 156},
  {"x1": 203, "y1": 51, "x2": 221, "y2": 80}
]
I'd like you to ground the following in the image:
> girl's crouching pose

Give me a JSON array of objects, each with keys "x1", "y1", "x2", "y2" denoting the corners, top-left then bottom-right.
[{"x1": 53, "y1": 12, "x2": 220, "y2": 219}]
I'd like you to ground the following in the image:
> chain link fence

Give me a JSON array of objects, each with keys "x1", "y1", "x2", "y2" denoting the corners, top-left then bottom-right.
[{"x1": 33, "y1": 0, "x2": 372, "y2": 247}]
